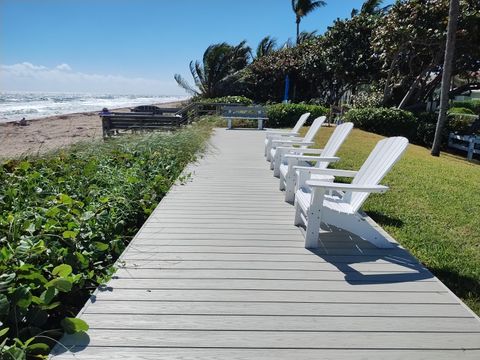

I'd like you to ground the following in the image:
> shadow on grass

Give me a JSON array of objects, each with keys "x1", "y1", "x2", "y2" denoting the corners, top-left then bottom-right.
[
  {"x1": 367, "y1": 210, "x2": 404, "y2": 228},
  {"x1": 429, "y1": 266, "x2": 480, "y2": 307}
]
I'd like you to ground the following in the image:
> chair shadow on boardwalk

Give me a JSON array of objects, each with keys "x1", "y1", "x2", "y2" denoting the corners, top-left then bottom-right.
[{"x1": 307, "y1": 224, "x2": 434, "y2": 285}]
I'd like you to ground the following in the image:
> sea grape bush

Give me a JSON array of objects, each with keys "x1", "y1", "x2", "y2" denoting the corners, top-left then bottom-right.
[
  {"x1": 194, "y1": 95, "x2": 253, "y2": 105},
  {"x1": 452, "y1": 100, "x2": 480, "y2": 115},
  {"x1": 0, "y1": 124, "x2": 211, "y2": 358},
  {"x1": 266, "y1": 103, "x2": 328, "y2": 128},
  {"x1": 344, "y1": 107, "x2": 417, "y2": 139}
]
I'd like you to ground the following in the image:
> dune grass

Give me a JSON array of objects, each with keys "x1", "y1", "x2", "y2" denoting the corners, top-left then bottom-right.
[
  {"x1": 0, "y1": 122, "x2": 213, "y2": 356},
  {"x1": 309, "y1": 127, "x2": 480, "y2": 315}
]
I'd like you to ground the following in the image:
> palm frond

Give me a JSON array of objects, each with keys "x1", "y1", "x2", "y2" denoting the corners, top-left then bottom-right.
[
  {"x1": 174, "y1": 74, "x2": 199, "y2": 95},
  {"x1": 298, "y1": 30, "x2": 318, "y2": 44},
  {"x1": 256, "y1": 36, "x2": 277, "y2": 58}
]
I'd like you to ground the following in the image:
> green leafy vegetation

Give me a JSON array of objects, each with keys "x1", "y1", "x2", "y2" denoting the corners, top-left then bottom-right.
[
  {"x1": 175, "y1": 1, "x2": 479, "y2": 111},
  {"x1": 344, "y1": 107, "x2": 417, "y2": 138},
  {"x1": 344, "y1": 107, "x2": 479, "y2": 146},
  {"x1": 0, "y1": 123, "x2": 212, "y2": 357},
  {"x1": 266, "y1": 103, "x2": 328, "y2": 128},
  {"x1": 310, "y1": 127, "x2": 480, "y2": 315},
  {"x1": 451, "y1": 100, "x2": 480, "y2": 115},
  {"x1": 448, "y1": 107, "x2": 475, "y2": 115},
  {"x1": 194, "y1": 96, "x2": 253, "y2": 105}
]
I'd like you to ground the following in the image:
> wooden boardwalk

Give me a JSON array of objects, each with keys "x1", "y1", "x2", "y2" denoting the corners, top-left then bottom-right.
[{"x1": 52, "y1": 129, "x2": 480, "y2": 359}]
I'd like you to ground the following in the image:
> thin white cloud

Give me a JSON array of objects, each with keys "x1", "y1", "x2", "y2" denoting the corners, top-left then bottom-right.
[
  {"x1": 0, "y1": 62, "x2": 185, "y2": 95},
  {"x1": 56, "y1": 63, "x2": 72, "y2": 71}
]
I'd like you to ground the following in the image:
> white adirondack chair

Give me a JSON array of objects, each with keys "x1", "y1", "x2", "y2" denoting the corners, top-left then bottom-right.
[
  {"x1": 264, "y1": 113, "x2": 310, "y2": 157},
  {"x1": 269, "y1": 116, "x2": 326, "y2": 176},
  {"x1": 294, "y1": 137, "x2": 408, "y2": 249},
  {"x1": 279, "y1": 122, "x2": 354, "y2": 203}
]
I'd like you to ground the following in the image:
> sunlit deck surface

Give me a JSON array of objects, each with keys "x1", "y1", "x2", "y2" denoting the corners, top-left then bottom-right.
[{"x1": 52, "y1": 129, "x2": 480, "y2": 359}]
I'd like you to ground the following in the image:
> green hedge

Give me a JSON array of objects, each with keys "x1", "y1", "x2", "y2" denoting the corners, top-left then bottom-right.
[
  {"x1": 448, "y1": 106, "x2": 476, "y2": 115},
  {"x1": 344, "y1": 107, "x2": 418, "y2": 139},
  {"x1": 266, "y1": 103, "x2": 329, "y2": 128},
  {"x1": 452, "y1": 100, "x2": 480, "y2": 115},
  {"x1": 195, "y1": 96, "x2": 253, "y2": 105},
  {"x1": 345, "y1": 107, "x2": 479, "y2": 147}
]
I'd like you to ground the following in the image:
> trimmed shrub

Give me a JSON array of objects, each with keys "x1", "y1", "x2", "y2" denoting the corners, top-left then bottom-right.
[
  {"x1": 266, "y1": 103, "x2": 328, "y2": 128},
  {"x1": 345, "y1": 108, "x2": 478, "y2": 147},
  {"x1": 344, "y1": 107, "x2": 418, "y2": 139},
  {"x1": 195, "y1": 96, "x2": 253, "y2": 105},
  {"x1": 452, "y1": 100, "x2": 480, "y2": 115},
  {"x1": 448, "y1": 107, "x2": 475, "y2": 115}
]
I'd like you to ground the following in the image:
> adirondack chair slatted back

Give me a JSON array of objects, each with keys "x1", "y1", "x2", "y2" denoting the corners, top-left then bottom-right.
[
  {"x1": 303, "y1": 116, "x2": 326, "y2": 143},
  {"x1": 292, "y1": 113, "x2": 311, "y2": 133},
  {"x1": 316, "y1": 122, "x2": 353, "y2": 169},
  {"x1": 347, "y1": 137, "x2": 408, "y2": 212}
]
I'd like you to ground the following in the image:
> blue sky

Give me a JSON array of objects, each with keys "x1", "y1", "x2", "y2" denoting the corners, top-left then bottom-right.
[{"x1": 1, "y1": 0, "x2": 393, "y2": 95}]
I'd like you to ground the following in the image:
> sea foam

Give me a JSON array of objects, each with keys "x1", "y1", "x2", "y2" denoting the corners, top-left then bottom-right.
[{"x1": 0, "y1": 92, "x2": 189, "y2": 123}]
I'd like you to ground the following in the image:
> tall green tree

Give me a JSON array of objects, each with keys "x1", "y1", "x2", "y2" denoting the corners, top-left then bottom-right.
[
  {"x1": 291, "y1": 0, "x2": 326, "y2": 44},
  {"x1": 431, "y1": 0, "x2": 460, "y2": 156},
  {"x1": 174, "y1": 41, "x2": 251, "y2": 98},
  {"x1": 372, "y1": 0, "x2": 479, "y2": 108}
]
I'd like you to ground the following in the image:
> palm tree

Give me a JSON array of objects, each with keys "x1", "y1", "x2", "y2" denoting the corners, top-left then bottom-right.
[
  {"x1": 291, "y1": 0, "x2": 326, "y2": 44},
  {"x1": 174, "y1": 41, "x2": 251, "y2": 98},
  {"x1": 297, "y1": 30, "x2": 318, "y2": 44},
  {"x1": 351, "y1": 0, "x2": 390, "y2": 17},
  {"x1": 256, "y1": 36, "x2": 277, "y2": 58},
  {"x1": 431, "y1": 0, "x2": 460, "y2": 156}
]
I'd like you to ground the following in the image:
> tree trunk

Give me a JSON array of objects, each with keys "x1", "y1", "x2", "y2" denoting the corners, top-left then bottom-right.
[
  {"x1": 398, "y1": 66, "x2": 430, "y2": 109},
  {"x1": 431, "y1": 0, "x2": 459, "y2": 157},
  {"x1": 382, "y1": 46, "x2": 406, "y2": 105},
  {"x1": 296, "y1": 19, "x2": 300, "y2": 45}
]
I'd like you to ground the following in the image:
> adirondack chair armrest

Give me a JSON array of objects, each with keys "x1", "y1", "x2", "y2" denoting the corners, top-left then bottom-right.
[
  {"x1": 306, "y1": 180, "x2": 389, "y2": 193},
  {"x1": 265, "y1": 130, "x2": 299, "y2": 136},
  {"x1": 294, "y1": 167, "x2": 358, "y2": 177},
  {"x1": 272, "y1": 140, "x2": 314, "y2": 146},
  {"x1": 282, "y1": 148, "x2": 324, "y2": 155},
  {"x1": 285, "y1": 155, "x2": 339, "y2": 162}
]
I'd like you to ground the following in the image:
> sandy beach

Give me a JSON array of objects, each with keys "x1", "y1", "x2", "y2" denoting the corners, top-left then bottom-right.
[{"x1": 0, "y1": 101, "x2": 186, "y2": 159}]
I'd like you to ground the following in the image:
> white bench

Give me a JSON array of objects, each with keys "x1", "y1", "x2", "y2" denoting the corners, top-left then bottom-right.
[
  {"x1": 222, "y1": 105, "x2": 268, "y2": 130},
  {"x1": 448, "y1": 133, "x2": 480, "y2": 160}
]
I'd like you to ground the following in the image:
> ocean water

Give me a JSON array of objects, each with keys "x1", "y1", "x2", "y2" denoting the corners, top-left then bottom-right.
[{"x1": 0, "y1": 92, "x2": 189, "y2": 123}]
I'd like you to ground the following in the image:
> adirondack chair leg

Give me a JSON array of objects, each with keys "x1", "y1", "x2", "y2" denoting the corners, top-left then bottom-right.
[
  {"x1": 284, "y1": 158, "x2": 298, "y2": 204},
  {"x1": 294, "y1": 199, "x2": 303, "y2": 226},
  {"x1": 321, "y1": 209, "x2": 394, "y2": 248},
  {"x1": 265, "y1": 139, "x2": 273, "y2": 160},
  {"x1": 270, "y1": 155, "x2": 275, "y2": 170},
  {"x1": 284, "y1": 174, "x2": 296, "y2": 204},
  {"x1": 279, "y1": 171, "x2": 286, "y2": 191},
  {"x1": 296, "y1": 170, "x2": 308, "y2": 194},
  {"x1": 304, "y1": 188, "x2": 326, "y2": 249},
  {"x1": 273, "y1": 151, "x2": 282, "y2": 177}
]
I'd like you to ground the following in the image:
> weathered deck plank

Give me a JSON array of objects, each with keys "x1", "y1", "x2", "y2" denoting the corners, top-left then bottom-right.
[{"x1": 51, "y1": 129, "x2": 480, "y2": 359}]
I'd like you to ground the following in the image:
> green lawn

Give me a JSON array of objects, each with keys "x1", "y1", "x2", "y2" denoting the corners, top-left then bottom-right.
[{"x1": 309, "y1": 127, "x2": 480, "y2": 315}]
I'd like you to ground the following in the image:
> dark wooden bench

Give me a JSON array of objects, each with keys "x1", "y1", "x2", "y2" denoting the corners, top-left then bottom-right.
[
  {"x1": 222, "y1": 105, "x2": 268, "y2": 130},
  {"x1": 131, "y1": 105, "x2": 181, "y2": 115},
  {"x1": 100, "y1": 112, "x2": 185, "y2": 137}
]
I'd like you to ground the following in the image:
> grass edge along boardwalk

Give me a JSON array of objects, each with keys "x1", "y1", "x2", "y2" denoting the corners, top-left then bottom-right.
[{"x1": 51, "y1": 129, "x2": 480, "y2": 359}]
